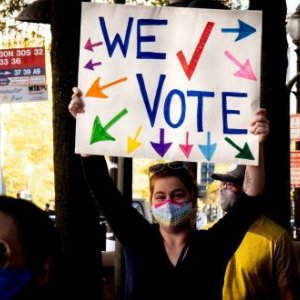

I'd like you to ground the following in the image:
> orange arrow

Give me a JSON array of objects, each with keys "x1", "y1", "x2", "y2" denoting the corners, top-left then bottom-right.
[{"x1": 86, "y1": 76, "x2": 127, "y2": 98}]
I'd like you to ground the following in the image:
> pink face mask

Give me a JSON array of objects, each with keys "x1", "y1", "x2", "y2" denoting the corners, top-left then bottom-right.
[{"x1": 152, "y1": 199, "x2": 193, "y2": 229}]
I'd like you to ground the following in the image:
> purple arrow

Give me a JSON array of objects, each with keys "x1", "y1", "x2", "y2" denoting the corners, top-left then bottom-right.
[
  {"x1": 84, "y1": 59, "x2": 102, "y2": 71},
  {"x1": 84, "y1": 38, "x2": 103, "y2": 52},
  {"x1": 150, "y1": 128, "x2": 172, "y2": 157}
]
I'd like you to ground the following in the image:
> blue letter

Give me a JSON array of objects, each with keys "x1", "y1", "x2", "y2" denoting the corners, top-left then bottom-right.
[
  {"x1": 99, "y1": 17, "x2": 133, "y2": 57},
  {"x1": 187, "y1": 90, "x2": 215, "y2": 132},
  {"x1": 222, "y1": 92, "x2": 248, "y2": 134},
  {"x1": 136, "y1": 73, "x2": 166, "y2": 127},
  {"x1": 164, "y1": 90, "x2": 185, "y2": 128},
  {"x1": 137, "y1": 19, "x2": 167, "y2": 59}
]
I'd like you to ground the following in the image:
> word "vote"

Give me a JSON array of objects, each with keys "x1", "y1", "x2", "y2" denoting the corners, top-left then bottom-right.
[{"x1": 137, "y1": 74, "x2": 248, "y2": 135}]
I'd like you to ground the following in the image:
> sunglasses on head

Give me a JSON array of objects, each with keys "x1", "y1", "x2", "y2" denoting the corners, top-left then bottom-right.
[
  {"x1": 149, "y1": 161, "x2": 187, "y2": 174},
  {"x1": 0, "y1": 240, "x2": 11, "y2": 269}
]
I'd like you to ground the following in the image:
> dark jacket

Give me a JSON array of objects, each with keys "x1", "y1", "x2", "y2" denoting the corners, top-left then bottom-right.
[{"x1": 81, "y1": 155, "x2": 260, "y2": 300}]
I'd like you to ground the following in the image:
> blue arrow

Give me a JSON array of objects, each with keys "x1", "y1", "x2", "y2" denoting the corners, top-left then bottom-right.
[
  {"x1": 198, "y1": 132, "x2": 217, "y2": 161},
  {"x1": 221, "y1": 19, "x2": 256, "y2": 41}
]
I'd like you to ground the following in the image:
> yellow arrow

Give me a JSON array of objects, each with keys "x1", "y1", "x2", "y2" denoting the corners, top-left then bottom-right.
[
  {"x1": 127, "y1": 126, "x2": 142, "y2": 154},
  {"x1": 86, "y1": 76, "x2": 127, "y2": 98}
]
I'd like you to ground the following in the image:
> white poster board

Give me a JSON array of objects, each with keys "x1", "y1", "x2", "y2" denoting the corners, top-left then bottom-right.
[{"x1": 76, "y1": 3, "x2": 262, "y2": 165}]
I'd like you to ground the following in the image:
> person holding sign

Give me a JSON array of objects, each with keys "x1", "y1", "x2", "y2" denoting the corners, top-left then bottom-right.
[{"x1": 69, "y1": 88, "x2": 269, "y2": 300}]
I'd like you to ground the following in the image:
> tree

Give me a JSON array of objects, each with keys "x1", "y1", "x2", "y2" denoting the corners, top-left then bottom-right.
[
  {"x1": 0, "y1": 0, "x2": 25, "y2": 32},
  {"x1": 249, "y1": 0, "x2": 290, "y2": 231},
  {"x1": 51, "y1": 0, "x2": 103, "y2": 298}
]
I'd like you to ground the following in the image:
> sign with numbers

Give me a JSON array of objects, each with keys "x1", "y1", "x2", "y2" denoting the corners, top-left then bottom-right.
[
  {"x1": 291, "y1": 151, "x2": 300, "y2": 187},
  {"x1": 291, "y1": 114, "x2": 300, "y2": 141},
  {"x1": 0, "y1": 47, "x2": 47, "y2": 103}
]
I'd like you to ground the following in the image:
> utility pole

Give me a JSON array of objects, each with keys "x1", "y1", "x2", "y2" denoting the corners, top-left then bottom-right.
[{"x1": 287, "y1": 4, "x2": 300, "y2": 239}]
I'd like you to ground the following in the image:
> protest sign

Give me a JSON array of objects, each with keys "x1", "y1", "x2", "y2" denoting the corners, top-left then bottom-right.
[
  {"x1": 76, "y1": 3, "x2": 262, "y2": 164},
  {"x1": 0, "y1": 47, "x2": 47, "y2": 103}
]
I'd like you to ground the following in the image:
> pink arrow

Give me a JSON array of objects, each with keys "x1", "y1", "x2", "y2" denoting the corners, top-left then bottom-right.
[
  {"x1": 85, "y1": 38, "x2": 103, "y2": 52},
  {"x1": 179, "y1": 132, "x2": 193, "y2": 158},
  {"x1": 224, "y1": 50, "x2": 257, "y2": 81}
]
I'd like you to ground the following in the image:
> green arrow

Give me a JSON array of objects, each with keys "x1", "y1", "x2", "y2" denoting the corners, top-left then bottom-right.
[
  {"x1": 90, "y1": 108, "x2": 128, "y2": 144},
  {"x1": 224, "y1": 137, "x2": 255, "y2": 160}
]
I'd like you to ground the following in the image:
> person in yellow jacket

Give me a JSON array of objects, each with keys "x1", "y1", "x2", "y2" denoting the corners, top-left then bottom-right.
[{"x1": 204, "y1": 165, "x2": 300, "y2": 300}]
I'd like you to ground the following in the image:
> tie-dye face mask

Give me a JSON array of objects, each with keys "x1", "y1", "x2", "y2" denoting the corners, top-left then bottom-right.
[{"x1": 152, "y1": 199, "x2": 193, "y2": 229}]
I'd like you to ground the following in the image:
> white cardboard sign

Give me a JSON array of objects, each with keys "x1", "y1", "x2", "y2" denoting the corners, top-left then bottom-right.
[{"x1": 76, "y1": 3, "x2": 262, "y2": 164}]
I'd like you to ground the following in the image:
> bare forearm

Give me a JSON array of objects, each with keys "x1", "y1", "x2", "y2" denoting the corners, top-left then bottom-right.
[
  {"x1": 243, "y1": 108, "x2": 268, "y2": 196},
  {"x1": 243, "y1": 146, "x2": 265, "y2": 196}
]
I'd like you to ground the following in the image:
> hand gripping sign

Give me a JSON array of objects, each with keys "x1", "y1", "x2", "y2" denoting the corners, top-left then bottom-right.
[{"x1": 76, "y1": 3, "x2": 262, "y2": 165}]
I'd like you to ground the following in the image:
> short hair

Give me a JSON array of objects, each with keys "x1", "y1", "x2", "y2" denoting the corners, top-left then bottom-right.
[
  {"x1": 0, "y1": 196, "x2": 60, "y2": 273},
  {"x1": 149, "y1": 166, "x2": 198, "y2": 202}
]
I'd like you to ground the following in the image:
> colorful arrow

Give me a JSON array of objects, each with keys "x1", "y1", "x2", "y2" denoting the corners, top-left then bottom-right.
[
  {"x1": 90, "y1": 108, "x2": 128, "y2": 144},
  {"x1": 224, "y1": 137, "x2": 254, "y2": 160},
  {"x1": 127, "y1": 126, "x2": 142, "y2": 154},
  {"x1": 150, "y1": 128, "x2": 172, "y2": 157},
  {"x1": 179, "y1": 131, "x2": 193, "y2": 158},
  {"x1": 198, "y1": 132, "x2": 217, "y2": 161},
  {"x1": 224, "y1": 51, "x2": 257, "y2": 81},
  {"x1": 86, "y1": 76, "x2": 127, "y2": 98},
  {"x1": 221, "y1": 19, "x2": 256, "y2": 42},
  {"x1": 84, "y1": 38, "x2": 103, "y2": 52},
  {"x1": 84, "y1": 59, "x2": 102, "y2": 71}
]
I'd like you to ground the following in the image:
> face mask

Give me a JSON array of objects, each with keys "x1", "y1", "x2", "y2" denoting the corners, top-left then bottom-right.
[
  {"x1": 152, "y1": 199, "x2": 193, "y2": 229},
  {"x1": 0, "y1": 267, "x2": 32, "y2": 300},
  {"x1": 220, "y1": 189, "x2": 242, "y2": 212}
]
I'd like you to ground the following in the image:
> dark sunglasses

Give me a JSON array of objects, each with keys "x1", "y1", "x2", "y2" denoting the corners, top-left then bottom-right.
[
  {"x1": 0, "y1": 240, "x2": 11, "y2": 269},
  {"x1": 149, "y1": 161, "x2": 187, "y2": 174}
]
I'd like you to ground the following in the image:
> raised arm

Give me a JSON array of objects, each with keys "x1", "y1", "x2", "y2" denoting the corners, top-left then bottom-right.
[
  {"x1": 243, "y1": 108, "x2": 269, "y2": 196},
  {"x1": 68, "y1": 87, "x2": 151, "y2": 245}
]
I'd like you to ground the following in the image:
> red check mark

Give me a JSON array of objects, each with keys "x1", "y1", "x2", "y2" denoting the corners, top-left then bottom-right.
[{"x1": 177, "y1": 22, "x2": 214, "y2": 80}]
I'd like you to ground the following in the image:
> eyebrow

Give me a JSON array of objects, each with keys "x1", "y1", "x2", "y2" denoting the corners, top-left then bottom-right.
[{"x1": 154, "y1": 188, "x2": 186, "y2": 196}]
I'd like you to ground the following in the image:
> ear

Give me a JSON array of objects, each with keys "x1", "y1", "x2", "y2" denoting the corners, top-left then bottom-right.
[{"x1": 34, "y1": 256, "x2": 55, "y2": 288}]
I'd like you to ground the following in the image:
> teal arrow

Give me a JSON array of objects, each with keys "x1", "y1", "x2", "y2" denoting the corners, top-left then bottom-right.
[
  {"x1": 198, "y1": 132, "x2": 217, "y2": 161},
  {"x1": 90, "y1": 108, "x2": 128, "y2": 144},
  {"x1": 224, "y1": 137, "x2": 255, "y2": 160}
]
